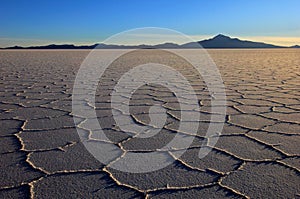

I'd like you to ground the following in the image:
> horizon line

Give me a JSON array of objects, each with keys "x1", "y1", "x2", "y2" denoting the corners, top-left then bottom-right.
[{"x1": 1, "y1": 34, "x2": 300, "y2": 48}]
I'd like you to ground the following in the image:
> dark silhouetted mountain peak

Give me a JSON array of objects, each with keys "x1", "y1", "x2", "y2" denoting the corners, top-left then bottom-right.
[
  {"x1": 212, "y1": 34, "x2": 231, "y2": 40},
  {"x1": 290, "y1": 45, "x2": 300, "y2": 48},
  {"x1": 197, "y1": 34, "x2": 284, "y2": 48}
]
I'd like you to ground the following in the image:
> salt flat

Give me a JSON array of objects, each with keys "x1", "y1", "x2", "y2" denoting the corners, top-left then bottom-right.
[{"x1": 0, "y1": 49, "x2": 299, "y2": 198}]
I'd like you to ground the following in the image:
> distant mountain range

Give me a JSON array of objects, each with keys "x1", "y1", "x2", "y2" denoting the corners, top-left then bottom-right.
[{"x1": 2, "y1": 34, "x2": 300, "y2": 49}]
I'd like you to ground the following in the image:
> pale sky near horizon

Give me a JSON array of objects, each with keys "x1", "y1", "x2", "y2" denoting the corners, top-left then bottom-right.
[{"x1": 1, "y1": 0, "x2": 300, "y2": 47}]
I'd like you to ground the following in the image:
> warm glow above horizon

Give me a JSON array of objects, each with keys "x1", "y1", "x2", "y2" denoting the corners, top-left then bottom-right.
[
  {"x1": 1, "y1": 35, "x2": 300, "y2": 48},
  {"x1": 239, "y1": 36, "x2": 300, "y2": 47}
]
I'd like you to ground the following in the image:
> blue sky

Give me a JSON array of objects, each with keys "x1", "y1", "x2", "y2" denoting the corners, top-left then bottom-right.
[{"x1": 1, "y1": 0, "x2": 300, "y2": 47}]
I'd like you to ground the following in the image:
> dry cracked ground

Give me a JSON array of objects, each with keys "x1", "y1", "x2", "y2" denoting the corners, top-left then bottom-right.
[{"x1": 0, "y1": 49, "x2": 299, "y2": 198}]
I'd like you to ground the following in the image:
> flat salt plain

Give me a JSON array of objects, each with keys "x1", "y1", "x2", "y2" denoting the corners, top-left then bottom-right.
[{"x1": 0, "y1": 49, "x2": 299, "y2": 198}]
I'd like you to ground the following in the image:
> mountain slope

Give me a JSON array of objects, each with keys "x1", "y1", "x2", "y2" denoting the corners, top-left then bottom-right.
[{"x1": 183, "y1": 34, "x2": 283, "y2": 48}]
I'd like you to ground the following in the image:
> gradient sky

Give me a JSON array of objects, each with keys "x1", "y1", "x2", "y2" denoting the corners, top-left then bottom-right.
[{"x1": 1, "y1": 0, "x2": 300, "y2": 47}]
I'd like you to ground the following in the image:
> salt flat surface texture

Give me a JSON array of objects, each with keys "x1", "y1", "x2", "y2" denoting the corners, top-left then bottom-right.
[{"x1": 0, "y1": 49, "x2": 299, "y2": 198}]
